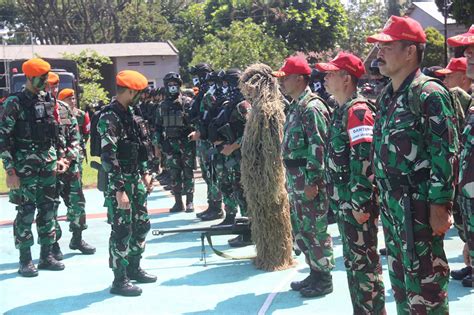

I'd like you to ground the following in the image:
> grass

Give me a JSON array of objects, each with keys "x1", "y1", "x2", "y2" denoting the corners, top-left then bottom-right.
[{"x1": 0, "y1": 143, "x2": 99, "y2": 194}]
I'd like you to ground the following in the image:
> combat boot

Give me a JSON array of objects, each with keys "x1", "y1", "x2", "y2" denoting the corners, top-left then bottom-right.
[
  {"x1": 110, "y1": 269, "x2": 142, "y2": 296},
  {"x1": 451, "y1": 266, "x2": 472, "y2": 280},
  {"x1": 185, "y1": 194, "x2": 194, "y2": 213},
  {"x1": 228, "y1": 233, "x2": 253, "y2": 248},
  {"x1": 214, "y1": 212, "x2": 236, "y2": 226},
  {"x1": 127, "y1": 255, "x2": 157, "y2": 283},
  {"x1": 290, "y1": 269, "x2": 318, "y2": 291},
  {"x1": 196, "y1": 202, "x2": 213, "y2": 218},
  {"x1": 69, "y1": 230, "x2": 96, "y2": 255},
  {"x1": 201, "y1": 207, "x2": 224, "y2": 221},
  {"x1": 52, "y1": 242, "x2": 64, "y2": 261},
  {"x1": 462, "y1": 274, "x2": 473, "y2": 287},
  {"x1": 18, "y1": 248, "x2": 38, "y2": 277},
  {"x1": 38, "y1": 244, "x2": 65, "y2": 271},
  {"x1": 170, "y1": 194, "x2": 184, "y2": 213},
  {"x1": 300, "y1": 271, "x2": 333, "y2": 298}
]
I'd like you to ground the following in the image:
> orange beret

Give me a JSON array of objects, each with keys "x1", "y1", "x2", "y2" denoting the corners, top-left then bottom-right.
[
  {"x1": 22, "y1": 58, "x2": 51, "y2": 77},
  {"x1": 116, "y1": 70, "x2": 148, "y2": 91},
  {"x1": 47, "y1": 72, "x2": 60, "y2": 85},
  {"x1": 58, "y1": 88, "x2": 74, "y2": 100}
]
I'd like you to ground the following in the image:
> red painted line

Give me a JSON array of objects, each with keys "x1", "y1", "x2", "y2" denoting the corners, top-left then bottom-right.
[{"x1": 0, "y1": 205, "x2": 207, "y2": 227}]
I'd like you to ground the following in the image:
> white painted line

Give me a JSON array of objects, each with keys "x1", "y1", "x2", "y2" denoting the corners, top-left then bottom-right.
[{"x1": 258, "y1": 268, "x2": 299, "y2": 315}]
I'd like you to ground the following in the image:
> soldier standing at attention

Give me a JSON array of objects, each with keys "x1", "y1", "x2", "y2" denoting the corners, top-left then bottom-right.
[
  {"x1": 273, "y1": 56, "x2": 335, "y2": 298},
  {"x1": 316, "y1": 52, "x2": 385, "y2": 314},
  {"x1": 368, "y1": 16, "x2": 458, "y2": 313},
  {"x1": 98, "y1": 70, "x2": 156, "y2": 296},
  {"x1": 0, "y1": 58, "x2": 65, "y2": 276},
  {"x1": 447, "y1": 25, "x2": 474, "y2": 288},
  {"x1": 154, "y1": 72, "x2": 195, "y2": 213}
]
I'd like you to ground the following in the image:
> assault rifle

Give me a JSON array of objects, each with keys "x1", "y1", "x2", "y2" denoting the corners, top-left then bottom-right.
[{"x1": 152, "y1": 217, "x2": 254, "y2": 265}]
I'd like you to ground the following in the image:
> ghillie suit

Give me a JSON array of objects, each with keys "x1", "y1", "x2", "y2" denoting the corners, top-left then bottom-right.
[{"x1": 239, "y1": 63, "x2": 294, "y2": 271}]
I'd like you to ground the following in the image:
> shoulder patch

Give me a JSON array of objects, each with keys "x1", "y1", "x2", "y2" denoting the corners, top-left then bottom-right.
[{"x1": 347, "y1": 102, "x2": 374, "y2": 147}]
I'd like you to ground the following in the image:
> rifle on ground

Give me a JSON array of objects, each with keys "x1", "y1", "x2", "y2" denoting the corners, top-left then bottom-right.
[{"x1": 152, "y1": 217, "x2": 254, "y2": 265}]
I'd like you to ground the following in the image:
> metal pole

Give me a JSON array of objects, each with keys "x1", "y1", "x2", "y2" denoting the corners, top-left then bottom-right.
[{"x1": 444, "y1": 0, "x2": 448, "y2": 66}]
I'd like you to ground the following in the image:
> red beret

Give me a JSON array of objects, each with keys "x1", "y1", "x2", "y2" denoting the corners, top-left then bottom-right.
[
  {"x1": 116, "y1": 70, "x2": 148, "y2": 91},
  {"x1": 22, "y1": 58, "x2": 51, "y2": 77},
  {"x1": 47, "y1": 72, "x2": 60, "y2": 85},
  {"x1": 58, "y1": 88, "x2": 75, "y2": 100}
]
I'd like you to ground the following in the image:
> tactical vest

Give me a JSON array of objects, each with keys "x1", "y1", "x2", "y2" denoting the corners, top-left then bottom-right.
[
  {"x1": 160, "y1": 95, "x2": 190, "y2": 138},
  {"x1": 13, "y1": 92, "x2": 59, "y2": 149}
]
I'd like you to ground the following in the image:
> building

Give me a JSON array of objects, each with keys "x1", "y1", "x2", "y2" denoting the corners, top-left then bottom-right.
[{"x1": 0, "y1": 41, "x2": 179, "y2": 96}]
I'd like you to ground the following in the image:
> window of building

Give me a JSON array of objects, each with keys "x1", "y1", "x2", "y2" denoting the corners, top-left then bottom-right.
[{"x1": 127, "y1": 61, "x2": 140, "y2": 66}]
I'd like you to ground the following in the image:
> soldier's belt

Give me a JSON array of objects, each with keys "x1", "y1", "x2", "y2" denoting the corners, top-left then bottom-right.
[
  {"x1": 283, "y1": 158, "x2": 307, "y2": 168},
  {"x1": 377, "y1": 169, "x2": 430, "y2": 191}
]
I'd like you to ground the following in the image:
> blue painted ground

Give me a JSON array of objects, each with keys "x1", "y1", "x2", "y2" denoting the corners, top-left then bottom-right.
[{"x1": 0, "y1": 175, "x2": 472, "y2": 314}]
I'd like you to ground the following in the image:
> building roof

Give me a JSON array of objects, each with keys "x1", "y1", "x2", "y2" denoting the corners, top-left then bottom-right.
[
  {"x1": 0, "y1": 41, "x2": 179, "y2": 60},
  {"x1": 408, "y1": 1, "x2": 457, "y2": 24}
]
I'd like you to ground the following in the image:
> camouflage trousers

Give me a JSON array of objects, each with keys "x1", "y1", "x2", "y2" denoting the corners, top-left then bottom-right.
[
  {"x1": 197, "y1": 140, "x2": 222, "y2": 204},
  {"x1": 457, "y1": 195, "x2": 474, "y2": 270},
  {"x1": 9, "y1": 159, "x2": 57, "y2": 249},
  {"x1": 329, "y1": 183, "x2": 385, "y2": 314},
  {"x1": 379, "y1": 187, "x2": 449, "y2": 315},
  {"x1": 285, "y1": 166, "x2": 334, "y2": 273},
  {"x1": 104, "y1": 173, "x2": 150, "y2": 270},
  {"x1": 215, "y1": 151, "x2": 247, "y2": 217},
  {"x1": 164, "y1": 137, "x2": 196, "y2": 196},
  {"x1": 54, "y1": 162, "x2": 87, "y2": 241}
]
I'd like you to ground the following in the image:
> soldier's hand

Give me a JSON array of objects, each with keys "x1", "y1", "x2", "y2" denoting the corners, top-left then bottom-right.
[
  {"x1": 142, "y1": 174, "x2": 153, "y2": 193},
  {"x1": 352, "y1": 210, "x2": 370, "y2": 225},
  {"x1": 429, "y1": 204, "x2": 453, "y2": 236},
  {"x1": 188, "y1": 131, "x2": 200, "y2": 141},
  {"x1": 463, "y1": 243, "x2": 471, "y2": 266},
  {"x1": 6, "y1": 170, "x2": 20, "y2": 189},
  {"x1": 116, "y1": 191, "x2": 130, "y2": 209},
  {"x1": 57, "y1": 159, "x2": 69, "y2": 173},
  {"x1": 221, "y1": 144, "x2": 236, "y2": 156},
  {"x1": 304, "y1": 185, "x2": 319, "y2": 200}
]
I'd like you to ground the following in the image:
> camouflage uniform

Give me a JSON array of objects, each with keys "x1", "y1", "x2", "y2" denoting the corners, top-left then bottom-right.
[
  {"x1": 213, "y1": 91, "x2": 250, "y2": 218},
  {"x1": 373, "y1": 71, "x2": 458, "y2": 314},
  {"x1": 458, "y1": 98, "x2": 474, "y2": 271},
  {"x1": 54, "y1": 101, "x2": 87, "y2": 240},
  {"x1": 154, "y1": 94, "x2": 195, "y2": 198},
  {"x1": 282, "y1": 87, "x2": 334, "y2": 273},
  {"x1": 326, "y1": 93, "x2": 385, "y2": 314},
  {"x1": 98, "y1": 100, "x2": 150, "y2": 272},
  {"x1": 72, "y1": 107, "x2": 90, "y2": 168},
  {"x1": 0, "y1": 90, "x2": 58, "y2": 249}
]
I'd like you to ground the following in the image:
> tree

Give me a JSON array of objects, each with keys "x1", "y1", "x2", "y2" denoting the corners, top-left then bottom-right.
[
  {"x1": 191, "y1": 19, "x2": 288, "y2": 70},
  {"x1": 341, "y1": 1, "x2": 386, "y2": 57},
  {"x1": 423, "y1": 27, "x2": 445, "y2": 68},
  {"x1": 62, "y1": 49, "x2": 112, "y2": 108},
  {"x1": 435, "y1": 0, "x2": 474, "y2": 27}
]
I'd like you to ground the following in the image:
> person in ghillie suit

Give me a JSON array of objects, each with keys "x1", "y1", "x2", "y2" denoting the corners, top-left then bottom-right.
[{"x1": 239, "y1": 63, "x2": 294, "y2": 271}]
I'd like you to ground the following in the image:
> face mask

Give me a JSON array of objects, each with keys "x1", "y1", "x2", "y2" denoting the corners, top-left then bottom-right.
[
  {"x1": 208, "y1": 84, "x2": 216, "y2": 95},
  {"x1": 221, "y1": 86, "x2": 229, "y2": 94},
  {"x1": 192, "y1": 77, "x2": 200, "y2": 86},
  {"x1": 32, "y1": 76, "x2": 47, "y2": 91},
  {"x1": 168, "y1": 85, "x2": 179, "y2": 95}
]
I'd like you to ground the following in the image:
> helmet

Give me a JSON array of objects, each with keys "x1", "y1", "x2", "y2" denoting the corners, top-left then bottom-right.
[
  {"x1": 223, "y1": 68, "x2": 241, "y2": 87},
  {"x1": 163, "y1": 72, "x2": 183, "y2": 86},
  {"x1": 310, "y1": 68, "x2": 325, "y2": 81},
  {"x1": 143, "y1": 86, "x2": 153, "y2": 95},
  {"x1": 422, "y1": 66, "x2": 444, "y2": 79},
  {"x1": 204, "y1": 71, "x2": 220, "y2": 83},
  {"x1": 189, "y1": 63, "x2": 213, "y2": 76}
]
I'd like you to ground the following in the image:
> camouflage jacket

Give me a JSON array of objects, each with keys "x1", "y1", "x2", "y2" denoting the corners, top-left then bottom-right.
[
  {"x1": 97, "y1": 100, "x2": 147, "y2": 191},
  {"x1": 459, "y1": 98, "x2": 474, "y2": 199},
  {"x1": 373, "y1": 70, "x2": 458, "y2": 204},
  {"x1": 73, "y1": 107, "x2": 90, "y2": 144},
  {"x1": 326, "y1": 93, "x2": 375, "y2": 213},
  {"x1": 282, "y1": 87, "x2": 330, "y2": 186},
  {"x1": 57, "y1": 100, "x2": 82, "y2": 164},
  {"x1": 153, "y1": 94, "x2": 193, "y2": 145},
  {"x1": 0, "y1": 89, "x2": 58, "y2": 170}
]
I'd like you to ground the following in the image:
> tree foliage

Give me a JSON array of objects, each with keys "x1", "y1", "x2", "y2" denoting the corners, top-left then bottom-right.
[
  {"x1": 191, "y1": 19, "x2": 288, "y2": 70},
  {"x1": 62, "y1": 49, "x2": 112, "y2": 107},
  {"x1": 435, "y1": 0, "x2": 474, "y2": 27},
  {"x1": 423, "y1": 27, "x2": 445, "y2": 68}
]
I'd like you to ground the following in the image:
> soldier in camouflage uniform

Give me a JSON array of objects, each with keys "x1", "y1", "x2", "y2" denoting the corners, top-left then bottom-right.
[
  {"x1": 274, "y1": 56, "x2": 335, "y2": 298},
  {"x1": 48, "y1": 84, "x2": 95, "y2": 260},
  {"x1": 98, "y1": 70, "x2": 156, "y2": 296},
  {"x1": 448, "y1": 25, "x2": 474, "y2": 288},
  {"x1": 317, "y1": 52, "x2": 385, "y2": 314},
  {"x1": 0, "y1": 58, "x2": 65, "y2": 277},
  {"x1": 210, "y1": 69, "x2": 252, "y2": 246},
  {"x1": 154, "y1": 72, "x2": 195, "y2": 213},
  {"x1": 367, "y1": 16, "x2": 459, "y2": 313},
  {"x1": 188, "y1": 64, "x2": 224, "y2": 221}
]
